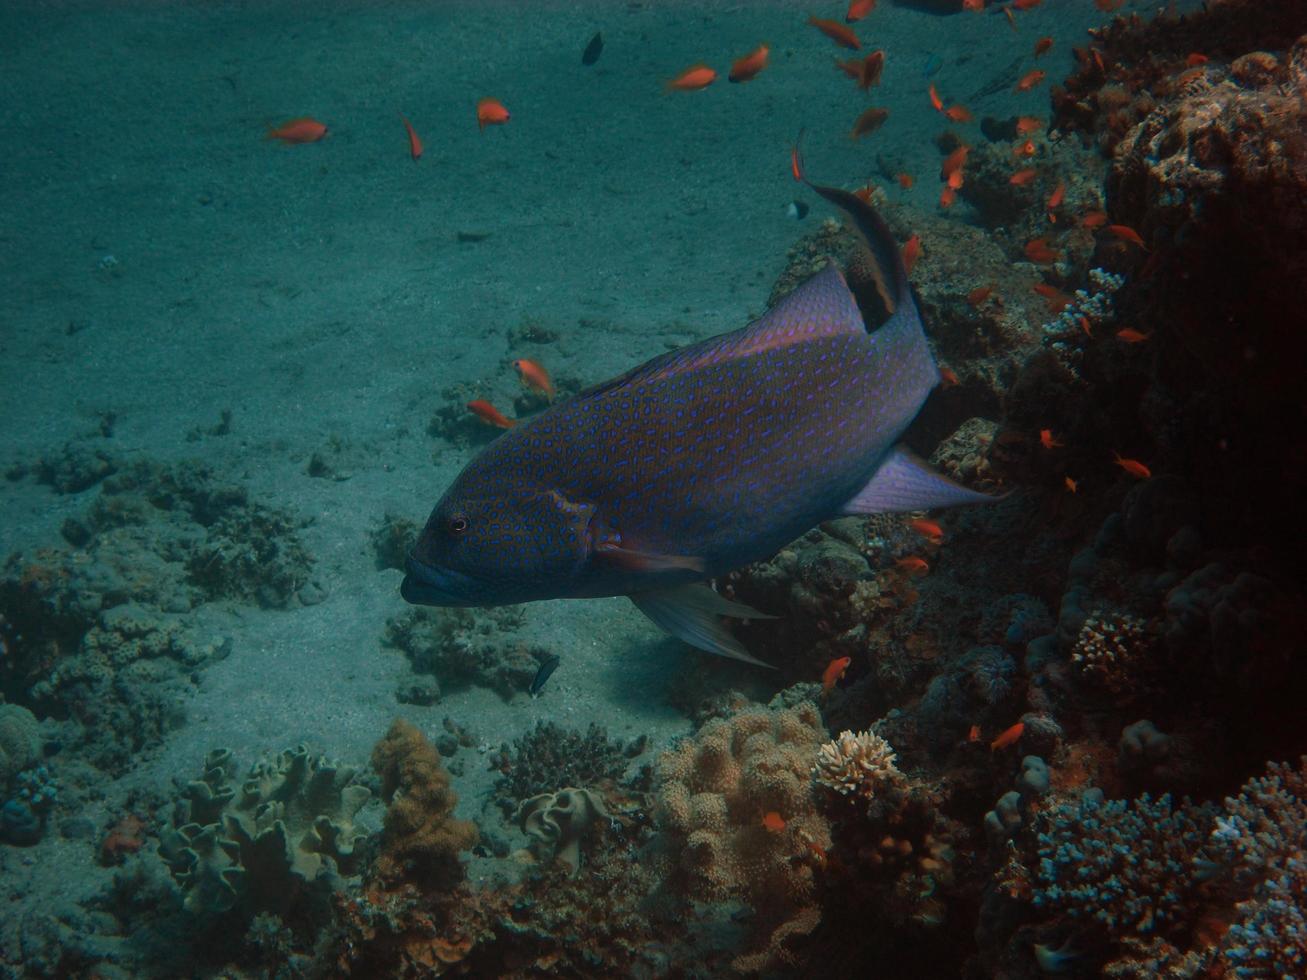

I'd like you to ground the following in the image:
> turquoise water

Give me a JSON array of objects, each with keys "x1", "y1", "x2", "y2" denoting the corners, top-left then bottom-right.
[{"x1": 4, "y1": 0, "x2": 1304, "y2": 976}]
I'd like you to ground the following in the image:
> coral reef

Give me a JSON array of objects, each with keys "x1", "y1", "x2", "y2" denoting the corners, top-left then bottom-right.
[
  {"x1": 158, "y1": 745, "x2": 372, "y2": 917},
  {"x1": 515, "y1": 786, "x2": 609, "y2": 877},
  {"x1": 384, "y1": 606, "x2": 543, "y2": 701},
  {"x1": 0, "y1": 703, "x2": 41, "y2": 786},
  {"x1": 812, "y1": 728, "x2": 902, "y2": 803},
  {"x1": 370, "y1": 719, "x2": 478, "y2": 891},
  {"x1": 656, "y1": 700, "x2": 830, "y2": 973},
  {"x1": 493, "y1": 720, "x2": 629, "y2": 803}
]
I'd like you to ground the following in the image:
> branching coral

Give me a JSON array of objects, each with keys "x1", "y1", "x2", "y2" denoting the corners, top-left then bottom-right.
[
  {"x1": 813, "y1": 729, "x2": 902, "y2": 803},
  {"x1": 1070, "y1": 610, "x2": 1157, "y2": 698},
  {"x1": 370, "y1": 719, "x2": 478, "y2": 891},
  {"x1": 657, "y1": 701, "x2": 830, "y2": 973}
]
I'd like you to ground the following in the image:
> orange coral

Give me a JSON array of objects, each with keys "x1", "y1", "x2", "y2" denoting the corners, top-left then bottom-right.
[{"x1": 370, "y1": 719, "x2": 478, "y2": 890}]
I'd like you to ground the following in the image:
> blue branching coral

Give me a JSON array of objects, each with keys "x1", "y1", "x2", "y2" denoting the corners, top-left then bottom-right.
[
  {"x1": 1034, "y1": 790, "x2": 1217, "y2": 936},
  {"x1": 1042, "y1": 267, "x2": 1125, "y2": 337}
]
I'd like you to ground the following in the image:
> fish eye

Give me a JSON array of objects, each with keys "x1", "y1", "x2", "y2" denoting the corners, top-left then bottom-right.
[{"x1": 447, "y1": 516, "x2": 468, "y2": 536}]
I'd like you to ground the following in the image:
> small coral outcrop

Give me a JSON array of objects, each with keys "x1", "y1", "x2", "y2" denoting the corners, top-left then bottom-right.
[
  {"x1": 813, "y1": 728, "x2": 902, "y2": 802},
  {"x1": 159, "y1": 745, "x2": 371, "y2": 915},
  {"x1": 657, "y1": 700, "x2": 830, "y2": 973},
  {"x1": 370, "y1": 719, "x2": 478, "y2": 891},
  {"x1": 515, "y1": 786, "x2": 609, "y2": 877}
]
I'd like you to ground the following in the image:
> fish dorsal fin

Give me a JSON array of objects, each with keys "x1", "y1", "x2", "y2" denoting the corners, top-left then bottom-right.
[
  {"x1": 805, "y1": 183, "x2": 911, "y2": 329},
  {"x1": 575, "y1": 262, "x2": 865, "y2": 400}
]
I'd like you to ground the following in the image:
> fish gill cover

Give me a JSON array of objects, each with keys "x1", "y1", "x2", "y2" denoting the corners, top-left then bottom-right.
[{"x1": 0, "y1": 0, "x2": 1306, "y2": 977}]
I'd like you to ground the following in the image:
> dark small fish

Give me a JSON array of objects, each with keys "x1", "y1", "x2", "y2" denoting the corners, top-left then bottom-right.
[
  {"x1": 786, "y1": 200, "x2": 809, "y2": 220},
  {"x1": 850, "y1": 107, "x2": 890, "y2": 139},
  {"x1": 582, "y1": 31, "x2": 603, "y2": 66},
  {"x1": 923, "y1": 53, "x2": 943, "y2": 77},
  {"x1": 530, "y1": 654, "x2": 561, "y2": 695}
]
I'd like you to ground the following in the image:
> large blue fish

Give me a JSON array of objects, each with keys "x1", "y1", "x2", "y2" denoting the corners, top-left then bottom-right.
[{"x1": 402, "y1": 178, "x2": 997, "y2": 665}]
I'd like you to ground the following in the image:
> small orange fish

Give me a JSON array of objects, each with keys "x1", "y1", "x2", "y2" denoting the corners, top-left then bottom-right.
[
  {"x1": 512, "y1": 358, "x2": 554, "y2": 399},
  {"x1": 1046, "y1": 181, "x2": 1065, "y2": 209},
  {"x1": 1064, "y1": 476, "x2": 1078, "y2": 493},
  {"x1": 1004, "y1": 7, "x2": 1017, "y2": 31},
  {"x1": 1039, "y1": 428, "x2": 1063, "y2": 450},
  {"x1": 853, "y1": 184, "x2": 875, "y2": 203},
  {"x1": 1015, "y1": 69, "x2": 1047, "y2": 92},
  {"x1": 476, "y1": 97, "x2": 511, "y2": 129},
  {"x1": 1095, "y1": 0, "x2": 1125, "y2": 9},
  {"x1": 791, "y1": 131, "x2": 806, "y2": 182},
  {"x1": 666, "y1": 64, "x2": 717, "y2": 91},
  {"x1": 851, "y1": 107, "x2": 890, "y2": 139},
  {"x1": 400, "y1": 115, "x2": 423, "y2": 161},
  {"x1": 990, "y1": 721, "x2": 1024, "y2": 751},
  {"x1": 1079, "y1": 316, "x2": 1094, "y2": 338},
  {"x1": 1024, "y1": 237, "x2": 1059, "y2": 263},
  {"x1": 909, "y1": 518, "x2": 944, "y2": 541},
  {"x1": 1013, "y1": 0, "x2": 1042, "y2": 9},
  {"x1": 729, "y1": 44, "x2": 770, "y2": 83},
  {"x1": 467, "y1": 400, "x2": 515, "y2": 429},
  {"x1": 967, "y1": 285, "x2": 994, "y2": 306},
  {"x1": 1107, "y1": 224, "x2": 1148, "y2": 249},
  {"x1": 845, "y1": 0, "x2": 876, "y2": 21},
  {"x1": 1080, "y1": 210, "x2": 1108, "y2": 228},
  {"x1": 944, "y1": 104, "x2": 973, "y2": 123},
  {"x1": 939, "y1": 365, "x2": 959, "y2": 387},
  {"x1": 903, "y1": 234, "x2": 921, "y2": 274},
  {"x1": 822, "y1": 656, "x2": 852, "y2": 693},
  {"x1": 896, "y1": 556, "x2": 930, "y2": 576},
  {"x1": 857, "y1": 50, "x2": 886, "y2": 88},
  {"x1": 1034, "y1": 36, "x2": 1053, "y2": 57},
  {"x1": 946, "y1": 169, "x2": 964, "y2": 190},
  {"x1": 939, "y1": 185, "x2": 957, "y2": 209},
  {"x1": 1032, "y1": 283, "x2": 1071, "y2": 312},
  {"x1": 1113, "y1": 452, "x2": 1151, "y2": 479},
  {"x1": 809, "y1": 15, "x2": 860, "y2": 49},
  {"x1": 897, "y1": 172, "x2": 914, "y2": 190},
  {"x1": 967, "y1": 724, "x2": 981, "y2": 742},
  {"x1": 1009, "y1": 168, "x2": 1037, "y2": 186},
  {"x1": 940, "y1": 144, "x2": 969, "y2": 179},
  {"x1": 1116, "y1": 327, "x2": 1150, "y2": 343},
  {"x1": 1186, "y1": 52, "x2": 1209, "y2": 66},
  {"x1": 1015, "y1": 116, "x2": 1043, "y2": 135},
  {"x1": 1013, "y1": 139, "x2": 1036, "y2": 158},
  {"x1": 962, "y1": 0, "x2": 983, "y2": 9},
  {"x1": 928, "y1": 83, "x2": 944, "y2": 113},
  {"x1": 266, "y1": 118, "x2": 328, "y2": 143},
  {"x1": 762, "y1": 811, "x2": 787, "y2": 832}
]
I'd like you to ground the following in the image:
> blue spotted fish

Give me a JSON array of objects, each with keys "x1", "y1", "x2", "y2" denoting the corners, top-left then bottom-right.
[{"x1": 402, "y1": 178, "x2": 998, "y2": 665}]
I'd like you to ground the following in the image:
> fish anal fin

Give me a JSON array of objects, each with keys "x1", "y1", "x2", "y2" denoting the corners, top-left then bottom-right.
[
  {"x1": 595, "y1": 541, "x2": 706, "y2": 574},
  {"x1": 629, "y1": 584, "x2": 775, "y2": 667},
  {"x1": 842, "y1": 444, "x2": 1007, "y2": 514}
]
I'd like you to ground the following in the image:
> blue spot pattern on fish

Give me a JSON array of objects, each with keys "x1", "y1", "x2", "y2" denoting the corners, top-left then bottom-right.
[{"x1": 402, "y1": 181, "x2": 999, "y2": 660}]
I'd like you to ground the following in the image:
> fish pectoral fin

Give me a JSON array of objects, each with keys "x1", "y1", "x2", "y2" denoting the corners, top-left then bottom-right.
[
  {"x1": 595, "y1": 541, "x2": 707, "y2": 574},
  {"x1": 629, "y1": 584, "x2": 775, "y2": 667},
  {"x1": 842, "y1": 444, "x2": 1008, "y2": 514}
]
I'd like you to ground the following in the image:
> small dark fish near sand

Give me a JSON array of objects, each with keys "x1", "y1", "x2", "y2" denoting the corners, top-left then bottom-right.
[
  {"x1": 530, "y1": 654, "x2": 561, "y2": 695},
  {"x1": 581, "y1": 31, "x2": 603, "y2": 66},
  {"x1": 402, "y1": 168, "x2": 1000, "y2": 664}
]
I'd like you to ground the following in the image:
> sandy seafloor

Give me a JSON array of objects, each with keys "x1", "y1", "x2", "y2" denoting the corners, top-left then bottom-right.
[{"x1": 0, "y1": 0, "x2": 1189, "y2": 948}]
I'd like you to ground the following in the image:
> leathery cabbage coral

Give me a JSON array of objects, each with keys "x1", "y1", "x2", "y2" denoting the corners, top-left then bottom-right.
[
  {"x1": 813, "y1": 728, "x2": 901, "y2": 802},
  {"x1": 657, "y1": 701, "x2": 831, "y2": 974}
]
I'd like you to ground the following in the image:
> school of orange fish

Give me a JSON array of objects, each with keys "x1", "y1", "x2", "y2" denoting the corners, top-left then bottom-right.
[{"x1": 267, "y1": 0, "x2": 1163, "y2": 710}]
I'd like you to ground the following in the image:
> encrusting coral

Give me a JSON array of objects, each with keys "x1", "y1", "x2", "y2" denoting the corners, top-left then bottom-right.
[
  {"x1": 370, "y1": 719, "x2": 478, "y2": 891},
  {"x1": 657, "y1": 700, "x2": 831, "y2": 973}
]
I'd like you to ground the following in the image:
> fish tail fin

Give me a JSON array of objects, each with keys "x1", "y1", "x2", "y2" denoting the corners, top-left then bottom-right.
[{"x1": 799, "y1": 168, "x2": 937, "y2": 390}]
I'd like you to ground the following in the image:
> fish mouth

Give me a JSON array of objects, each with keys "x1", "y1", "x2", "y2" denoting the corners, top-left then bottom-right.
[{"x1": 400, "y1": 554, "x2": 478, "y2": 607}]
